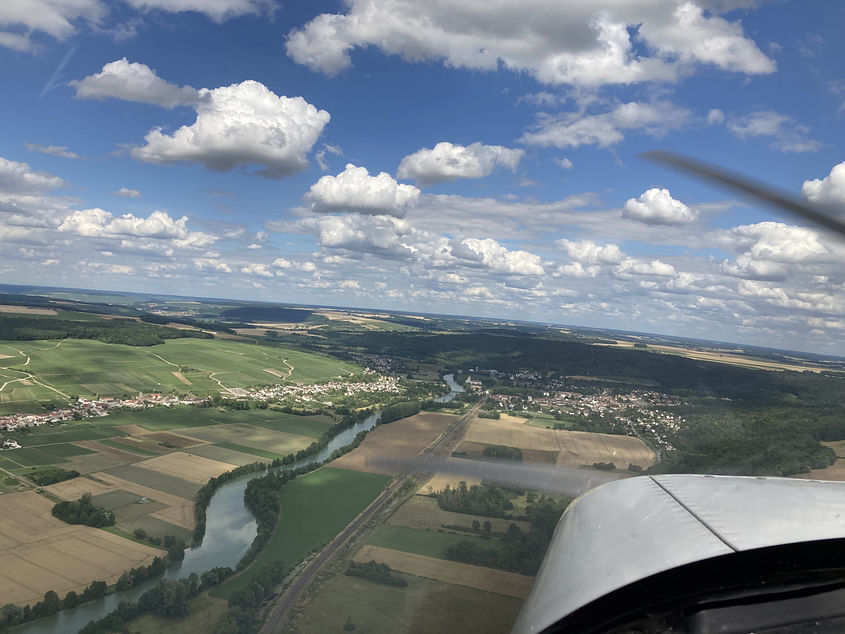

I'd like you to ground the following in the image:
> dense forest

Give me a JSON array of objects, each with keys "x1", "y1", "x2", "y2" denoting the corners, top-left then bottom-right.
[{"x1": 0, "y1": 316, "x2": 211, "y2": 346}]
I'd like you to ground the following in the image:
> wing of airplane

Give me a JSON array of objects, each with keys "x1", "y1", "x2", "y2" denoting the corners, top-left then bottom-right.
[
  {"x1": 512, "y1": 157, "x2": 845, "y2": 633},
  {"x1": 513, "y1": 475, "x2": 845, "y2": 633}
]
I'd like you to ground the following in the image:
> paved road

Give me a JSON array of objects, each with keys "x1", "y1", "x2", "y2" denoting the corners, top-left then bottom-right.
[{"x1": 260, "y1": 398, "x2": 485, "y2": 633}]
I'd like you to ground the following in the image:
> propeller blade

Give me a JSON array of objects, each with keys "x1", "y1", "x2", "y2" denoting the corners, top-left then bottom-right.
[
  {"x1": 641, "y1": 150, "x2": 845, "y2": 239},
  {"x1": 366, "y1": 455, "x2": 623, "y2": 498}
]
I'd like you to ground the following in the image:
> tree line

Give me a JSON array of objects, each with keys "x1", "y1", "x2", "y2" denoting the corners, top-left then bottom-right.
[
  {"x1": 346, "y1": 560, "x2": 407, "y2": 587},
  {"x1": 0, "y1": 315, "x2": 211, "y2": 346},
  {"x1": 378, "y1": 400, "x2": 421, "y2": 424},
  {"x1": 437, "y1": 482, "x2": 515, "y2": 518}
]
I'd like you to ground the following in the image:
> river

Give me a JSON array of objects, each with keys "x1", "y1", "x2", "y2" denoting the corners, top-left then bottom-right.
[{"x1": 17, "y1": 374, "x2": 463, "y2": 634}]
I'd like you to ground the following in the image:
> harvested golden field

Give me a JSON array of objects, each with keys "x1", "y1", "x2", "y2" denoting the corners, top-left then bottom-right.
[
  {"x1": 795, "y1": 459, "x2": 845, "y2": 482},
  {"x1": 332, "y1": 412, "x2": 457, "y2": 475},
  {"x1": 354, "y1": 545, "x2": 534, "y2": 599},
  {"x1": 0, "y1": 491, "x2": 160, "y2": 607},
  {"x1": 461, "y1": 416, "x2": 655, "y2": 469},
  {"x1": 419, "y1": 469, "x2": 481, "y2": 494},
  {"x1": 389, "y1": 495, "x2": 529, "y2": 533},
  {"x1": 133, "y1": 451, "x2": 236, "y2": 484},
  {"x1": 458, "y1": 440, "x2": 557, "y2": 464},
  {"x1": 45, "y1": 475, "x2": 113, "y2": 500},
  {"x1": 823, "y1": 440, "x2": 845, "y2": 457},
  {"x1": 0, "y1": 305, "x2": 57, "y2": 315}
]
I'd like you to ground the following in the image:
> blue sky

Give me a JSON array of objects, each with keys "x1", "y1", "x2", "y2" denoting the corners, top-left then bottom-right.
[{"x1": 1, "y1": 1, "x2": 845, "y2": 353}]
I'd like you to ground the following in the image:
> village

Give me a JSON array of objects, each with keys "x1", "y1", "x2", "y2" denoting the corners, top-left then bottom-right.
[
  {"x1": 466, "y1": 369, "x2": 686, "y2": 452},
  {"x1": 0, "y1": 372, "x2": 401, "y2": 442},
  {"x1": 226, "y1": 373, "x2": 400, "y2": 405}
]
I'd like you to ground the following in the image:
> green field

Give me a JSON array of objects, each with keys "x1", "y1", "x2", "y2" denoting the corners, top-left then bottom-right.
[
  {"x1": 4, "y1": 422, "x2": 125, "y2": 446},
  {"x1": 247, "y1": 412, "x2": 335, "y2": 438},
  {"x1": 185, "y1": 444, "x2": 262, "y2": 466},
  {"x1": 299, "y1": 573, "x2": 522, "y2": 634},
  {"x1": 184, "y1": 423, "x2": 314, "y2": 455},
  {"x1": 0, "y1": 337, "x2": 361, "y2": 406},
  {"x1": 87, "y1": 405, "x2": 335, "y2": 433},
  {"x1": 104, "y1": 464, "x2": 200, "y2": 499},
  {"x1": 1, "y1": 442, "x2": 94, "y2": 466},
  {"x1": 212, "y1": 467, "x2": 390, "y2": 599},
  {"x1": 368, "y1": 525, "x2": 505, "y2": 560}
]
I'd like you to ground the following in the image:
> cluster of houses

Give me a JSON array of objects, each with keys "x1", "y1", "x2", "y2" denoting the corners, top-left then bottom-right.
[
  {"x1": 0, "y1": 372, "x2": 403, "y2": 441},
  {"x1": 470, "y1": 367, "x2": 686, "y2": 452},
  {"x1": 236, "y1": 374, "x2": 400, "y2": 406},
  {"x1": 0, "y1": 393, "x2": 210, "y2": 436}
]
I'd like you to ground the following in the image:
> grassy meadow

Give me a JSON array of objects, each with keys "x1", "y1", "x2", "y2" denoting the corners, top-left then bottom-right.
[
  {"x1": 299, "y1": 573, "x2": 522, "y2": 634},
  {"x1": 367, "y1": 524, "x2": 505, "y2": 560},
  {"x1": 212, "y1": 467, "x2": 391, "y2": 599}
]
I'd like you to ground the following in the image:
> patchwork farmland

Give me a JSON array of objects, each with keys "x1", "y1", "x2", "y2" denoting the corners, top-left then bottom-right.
[{"x1": 0, "y1": 402, "x2": 356, "y2": 604}]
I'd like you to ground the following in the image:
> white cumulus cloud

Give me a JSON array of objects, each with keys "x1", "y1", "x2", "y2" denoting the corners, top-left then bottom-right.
[
  {"x1": 285, "y1": 1, "x2": 773, "y2": 86},
  {"x1": 0, "y1": 0, "x2": 105, "y2": 51},
  {"x1": 241, "y1": 262, "x2": 273, "y2": 277},
  {"x1": 615, "y1": 258, "x2": 677, "y2": 277},
  {"x1": 307, "y1": 164, "x2": 420, "y2": 217},
  {"x1": 57, "y1": 208, "x2": 217, "y2": 250},
  {"x1": 557, "y1": 239, "x2": 624, "y2": 264},
  {"x1": 0, "y1": 157, "x2": 64, "y2": 194},
  {"x1": 450, "y1": 238, "x2": 544, "y2": 275},
  {"x1": 71, "y1": 58, "x2": 200, "y2": 108},
  {"x1": 623, "y1": 188, "x2": 696, "y2": 225},
  {"x1": 802, "y1": 161, "x2": 845, "y2": 206},
  {"x1": 727, "y1": 222, "x2": 828, "y2": 263},
  {"x1": 132, "y1": 80, "x2": 330, "y2": 178},
  {"x1": 397, "y1": 142, "x2": 524, "y2": 186}
]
